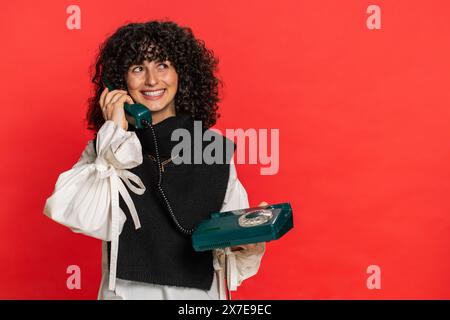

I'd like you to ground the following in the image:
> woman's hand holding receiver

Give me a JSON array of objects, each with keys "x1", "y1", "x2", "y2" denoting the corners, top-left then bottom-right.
[{"x1": 99, "y1": 87, "x2": 135, "y2": 131}]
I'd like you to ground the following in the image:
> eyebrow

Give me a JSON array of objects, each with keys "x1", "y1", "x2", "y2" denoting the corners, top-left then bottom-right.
[{"x1": 131, "y1": 60, "x2": 169, "y2": 66}]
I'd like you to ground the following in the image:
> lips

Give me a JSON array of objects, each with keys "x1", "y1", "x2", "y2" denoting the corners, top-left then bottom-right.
[{"x1": 141, "y1": 89, "x2": 166, "y2": 100}]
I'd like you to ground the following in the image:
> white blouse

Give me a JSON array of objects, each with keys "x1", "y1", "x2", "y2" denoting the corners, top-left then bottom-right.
[{"x1": 44, "y1": 120, "x2": 265, "y2": 300}]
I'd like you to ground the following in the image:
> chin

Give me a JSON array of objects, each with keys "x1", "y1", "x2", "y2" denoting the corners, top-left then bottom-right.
[
  {"x1": 144, "y1": 105, "x2": 170, "y2": 114},
  {"x1": 145, "y1": 105, "x2": 165, "y2": 112}
]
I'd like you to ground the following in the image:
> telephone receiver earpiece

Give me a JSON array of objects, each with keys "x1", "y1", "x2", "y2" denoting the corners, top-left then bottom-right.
[{"x1": 101, "y1": 77, "x2": 152, "y2": 129}]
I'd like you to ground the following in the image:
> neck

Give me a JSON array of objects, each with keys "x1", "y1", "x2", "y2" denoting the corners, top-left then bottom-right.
[{"x1": 151, "y1": 105, "x2": 176, "y2": 125}]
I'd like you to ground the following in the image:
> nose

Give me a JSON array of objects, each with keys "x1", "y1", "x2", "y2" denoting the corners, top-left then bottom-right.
[{"x1": 145, "y1": 67, "x2": 159, "y2": 87}]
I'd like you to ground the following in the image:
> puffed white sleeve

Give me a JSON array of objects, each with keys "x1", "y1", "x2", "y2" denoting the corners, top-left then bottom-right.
[
  {"x1": 44, "y1": 120, "x2": 146, "y2": 291},
  {"x1": 44, "y1": 120, "x2": 145, "y2": 240},
  {"x1": 212, "y1": 157, "x2": 266, "y2": 299}
]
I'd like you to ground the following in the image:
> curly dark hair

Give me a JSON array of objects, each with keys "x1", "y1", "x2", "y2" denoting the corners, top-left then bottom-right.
[{"x1": 86, "y1": 20, "x2": 223, "y2": 132}]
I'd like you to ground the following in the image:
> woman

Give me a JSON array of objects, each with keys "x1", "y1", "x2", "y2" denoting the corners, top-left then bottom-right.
[{"x1": 45, "y1": 20, "x2": 265, "y2": 300}]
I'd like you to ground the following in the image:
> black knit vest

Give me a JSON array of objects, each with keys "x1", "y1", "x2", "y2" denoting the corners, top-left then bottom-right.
[{"x1": 95, "y1": 114, "x2": 234, "y2": 290}]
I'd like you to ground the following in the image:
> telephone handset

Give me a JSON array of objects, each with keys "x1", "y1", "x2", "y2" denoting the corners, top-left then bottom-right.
[
  {"x1": 101, "y1": 76, "x2": 195, "y2": 236},
  {"x1": 101, "y1": 77, "x2": 152, "y2": 129}
]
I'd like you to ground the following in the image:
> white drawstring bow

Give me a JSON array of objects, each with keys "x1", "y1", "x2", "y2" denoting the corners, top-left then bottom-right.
[{"x1": 94, "y1": 157, "x2": 145, "y2": 291}]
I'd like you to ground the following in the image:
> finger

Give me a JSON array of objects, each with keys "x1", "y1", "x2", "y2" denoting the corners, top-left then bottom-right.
[
  {"x1": 105, "y1": 101, "x2": 113, "y2": 120},
  {"x1": 108, "y1": 95, "x2": 132, "y2": 121},
  {"x1": 109, "y1": 92, "x2": 124, "y2": 105},
  {"x1": 100, "y1": 89, "x2": 109, "y2": 120},
  {"x1": 111, "y1": 90, "x2": 129, "y2": 105},
  {"x1": 113, "y1": 94, "x2": 133, "y2": 106},
  {"x1": 125, "y1": 95, "x2": 134, "y2": 104},
  {"x1": 99, "y1": 87, "x2": 108, "y2": 109},
  {"x1": 105, "y1": 90, "x2": 127, "y2": 106},
  {"x1": 104, "y1": 93, "x2": 130, "y2": 121},
  {"x1": 105, "y1": 91, "x2": 122, "y2": 106},
  {"x1": 233, "y1": 244, "x2": 257, "y2": 251},
  {"x1": 110, "y1": 95, "x2": 135, "y2": 110},
  {"x1": 258, "y1": 201, "x2": 268, "y2": 206}
]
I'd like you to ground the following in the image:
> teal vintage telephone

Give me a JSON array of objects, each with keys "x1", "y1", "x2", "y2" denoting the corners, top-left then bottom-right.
[
  {"x1": 101, "y1": 77, "x2": 152, "y2": 129},
  {"x1": 192, "y1": 202, "x2": 294, "y2": 251}
]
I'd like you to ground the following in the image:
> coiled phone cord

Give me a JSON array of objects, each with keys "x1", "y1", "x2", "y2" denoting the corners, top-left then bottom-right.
[
  {"x1": 145, "y1": 119, "x2": 230, "y2": 300},
  {"x1": 144, "y1": 120, "x2": 195, "y2": 236}
]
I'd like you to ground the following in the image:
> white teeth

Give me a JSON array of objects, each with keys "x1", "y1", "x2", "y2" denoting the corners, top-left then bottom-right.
[{"x1": 143, "y1": 89, "x2": 165, "y2": 96}]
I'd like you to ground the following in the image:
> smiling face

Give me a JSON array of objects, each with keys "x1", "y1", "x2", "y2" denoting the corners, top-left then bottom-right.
[{"x1": 125, "y1": 59, "x2": 179, "y2": 124}]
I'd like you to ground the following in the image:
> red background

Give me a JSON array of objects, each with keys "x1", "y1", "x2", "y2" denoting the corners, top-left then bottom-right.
[{"x1": 1, "y1": 0, "x2": 449, "y2": 299}]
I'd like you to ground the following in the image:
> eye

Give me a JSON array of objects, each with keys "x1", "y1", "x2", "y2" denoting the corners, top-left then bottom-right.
[
  {"x1": 157, "y1": 63, "x2": 168, "y2": 70},
  {"x1": 132, "y1": 66, "x2": 143, "y2": 73}
]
